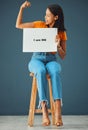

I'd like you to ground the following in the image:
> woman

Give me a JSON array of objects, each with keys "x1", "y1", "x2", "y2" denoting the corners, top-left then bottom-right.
[{"x1": 16, "y1": 1, "x2": 67, "y2": 127}]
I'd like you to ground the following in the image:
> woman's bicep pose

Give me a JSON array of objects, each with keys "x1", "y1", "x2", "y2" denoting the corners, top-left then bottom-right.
[{"x1": 16, "y1": 1, "x2": 34, "y2": 29}]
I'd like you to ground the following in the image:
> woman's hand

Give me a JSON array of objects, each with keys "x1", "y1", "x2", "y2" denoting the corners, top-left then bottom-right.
[
  {"x1": 55, "y1": 35, "x2": 66, "y2": 59},
  {"x1": 20, "y1": 1, "x2": 31, "y2": 9},
  {"x1": 55, "y1": 35, "x2": 61, "y2": 48}
]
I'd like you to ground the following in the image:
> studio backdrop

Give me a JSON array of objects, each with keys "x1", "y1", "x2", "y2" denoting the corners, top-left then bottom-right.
[{"x1": 0, "y1": 0, "x2": 88, "y2": 115}]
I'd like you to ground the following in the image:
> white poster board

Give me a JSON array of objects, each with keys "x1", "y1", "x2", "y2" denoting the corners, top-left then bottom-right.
[{"x1": 23, "y1": 28, "x2": 57, "y2": 52}]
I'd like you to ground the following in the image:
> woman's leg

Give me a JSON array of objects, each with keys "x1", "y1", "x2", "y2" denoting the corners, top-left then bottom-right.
[
  {"x1": 46, "y1": 61, "x2": 62, "y2": 100},
  {"x1": 46, "y1": 61, "x2": 63, "y2": 126},
  {"x1": 54, "y1": 99, "x2": 63, "y2": 126},
  {"x1": 41, "y1": 101, "x2": 50, "y2": 126},
  {"x1": 28, "y1": 59, "x2": 47, "y2": 103},
  {"x1": 28, "y1": 59, "x2": 50, "y2": 126}
]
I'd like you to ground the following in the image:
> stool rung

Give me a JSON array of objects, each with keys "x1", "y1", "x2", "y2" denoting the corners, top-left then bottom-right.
[{"x1": 35, "y1": 109, "x2": 52, "y2": 113}]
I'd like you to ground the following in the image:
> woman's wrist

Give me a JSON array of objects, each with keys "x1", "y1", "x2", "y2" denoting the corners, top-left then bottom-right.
[{"x1": 57, "y1": 45, "x2": 61, "y2": 49}]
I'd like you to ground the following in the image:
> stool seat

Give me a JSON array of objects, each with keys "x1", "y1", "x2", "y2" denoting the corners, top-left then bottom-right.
[{"x1": 28, "y1": 72, "x2": 55, "y2": 126}]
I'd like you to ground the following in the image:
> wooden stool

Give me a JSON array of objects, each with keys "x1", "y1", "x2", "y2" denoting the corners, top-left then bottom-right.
[{"x1": 28, "y1": 72, "x2": 55, "y2": 126}]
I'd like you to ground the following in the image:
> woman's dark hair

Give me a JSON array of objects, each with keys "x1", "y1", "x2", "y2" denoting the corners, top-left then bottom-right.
[{"x1": 47, "y1": 4, "x2": 66, "y2": 32}]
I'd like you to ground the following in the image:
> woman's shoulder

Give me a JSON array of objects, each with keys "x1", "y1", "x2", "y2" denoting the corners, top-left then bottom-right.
[{"x1": 33, "y1": 21, "x2": 47, "y2": 28}]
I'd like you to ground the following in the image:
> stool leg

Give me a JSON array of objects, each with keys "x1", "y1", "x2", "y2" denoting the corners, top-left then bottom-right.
[
  {"x1": 48, "y1": 78, "x2": 55, "y2": 125},
  {"x1": 28, "y1": 77, "x2": 37, "y2": 126}
]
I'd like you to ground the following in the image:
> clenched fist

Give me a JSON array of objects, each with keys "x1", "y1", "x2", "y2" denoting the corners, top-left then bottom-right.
[{"x1": 20, "y1": 1, "x2": 31, "y2": 9}]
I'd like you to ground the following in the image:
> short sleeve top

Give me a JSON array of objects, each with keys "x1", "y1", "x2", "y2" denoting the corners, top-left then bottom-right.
[{"x1": 33, "y1": 21, "x2": 67, "y2": 41}]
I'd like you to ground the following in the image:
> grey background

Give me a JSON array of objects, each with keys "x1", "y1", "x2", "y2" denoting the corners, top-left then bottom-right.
[{"x1": 0, "y1": 0, "x2": 88, "y2": 115}]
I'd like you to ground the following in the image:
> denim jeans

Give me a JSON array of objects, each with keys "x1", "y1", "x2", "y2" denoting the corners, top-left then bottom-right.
[{"x1": 28, "y1": 52, "x2": 62, "y2": 107}]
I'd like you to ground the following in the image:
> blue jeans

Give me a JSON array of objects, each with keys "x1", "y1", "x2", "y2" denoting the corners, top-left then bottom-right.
[{"x1": 28, "y1": 52, "x2": 62, "y2": 107}]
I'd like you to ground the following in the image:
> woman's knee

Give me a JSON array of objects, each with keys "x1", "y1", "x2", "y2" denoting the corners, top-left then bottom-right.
[
  {"x1": 46, "y1": 61, "x2": 61, "y2": 75},
  {"x1": 28, "y1": 60, "x2": 46, "y2": 75}
]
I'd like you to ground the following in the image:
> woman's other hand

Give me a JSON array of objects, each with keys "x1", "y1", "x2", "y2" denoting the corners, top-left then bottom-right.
[{"x1": 55, "y1": 35, "x2": 61, "y2": 48}]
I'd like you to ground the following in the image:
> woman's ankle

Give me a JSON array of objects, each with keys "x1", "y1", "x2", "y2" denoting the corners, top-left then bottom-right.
[
  {"x1": 55, "y1": 99, "x2": 62, "y2": 115},
  {"x1": 41, "y1": 101, "x2": 50, "y2": 126},
  {"x1": 55, "y1": 99, "x2": 61, "y2": 105},
  {"x1": 54, "y1": 100, "x2": 63, "y2": 126},
  {"x1": 41, "y1": 101, "x2": 47, "y2": 110}
]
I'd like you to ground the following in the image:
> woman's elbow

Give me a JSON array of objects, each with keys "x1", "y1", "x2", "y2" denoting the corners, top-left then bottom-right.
[
  {"x1": 15, "y1": 24, "x2": 19, "y2": 28},
  {"x1": 15, "y1": 24, "x2": 22, "y2": 29}
]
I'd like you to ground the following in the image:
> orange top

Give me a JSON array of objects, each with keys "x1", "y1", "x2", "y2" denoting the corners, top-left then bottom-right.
[{"x1": 33, "y1": 21, "x2": 67, "y2": 54}]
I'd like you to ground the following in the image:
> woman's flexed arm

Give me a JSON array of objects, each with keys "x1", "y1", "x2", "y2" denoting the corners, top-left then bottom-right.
[{"x1": 16, "y1": 1, "x2": 34, "y2": 29}]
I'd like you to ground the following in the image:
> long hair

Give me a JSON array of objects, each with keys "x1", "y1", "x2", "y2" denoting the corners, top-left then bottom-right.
[{"x1": 47, "y1": 4, "x2": 66, "y2": 32}]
